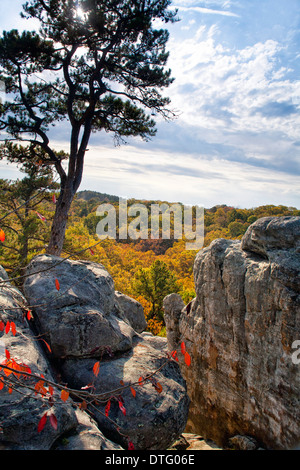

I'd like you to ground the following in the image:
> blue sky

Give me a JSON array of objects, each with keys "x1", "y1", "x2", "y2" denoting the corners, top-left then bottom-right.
[{"x1": 0, "y1": 0, "x2": 300, "y2": 209}]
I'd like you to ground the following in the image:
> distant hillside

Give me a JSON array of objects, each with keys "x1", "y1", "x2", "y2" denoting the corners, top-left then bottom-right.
[{"x1": 77, "y1": 190, "x2": 119, "y2": 203}]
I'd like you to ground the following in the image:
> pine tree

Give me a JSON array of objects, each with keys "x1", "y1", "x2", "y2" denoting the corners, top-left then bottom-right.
[
  {"x1": 0, "y1": 0, "x2": 178, "y2": 255},
  {"x1": 0, "y1": 143, "x2": 59, "y2": 276},
  {"x1": 133, "y1": 259, "x2": 179, "y2": 322}
]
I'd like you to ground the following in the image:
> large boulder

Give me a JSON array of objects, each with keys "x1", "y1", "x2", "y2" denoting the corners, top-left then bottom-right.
[
  {"x1": 0, "y1": 267, "x2": 77, "y2": 450},
  {"x1": 164, "y1": 216, "x2": 300, "y2": 450},
  {"x1": 241, "y1": 215, "x2": 300, "y2": 256},
  {"x1": 61, "y1": 333, "x2": 190, "y2": 450},
  {"x1": 23, "y1": 255, "x2": 190, "y2": 450},
  {"x1": 23, "y1": 255, "x2": 137, "y2": 358},
  {"x1": 115, "y1": 291, "x2": 147, "y2": 333}
]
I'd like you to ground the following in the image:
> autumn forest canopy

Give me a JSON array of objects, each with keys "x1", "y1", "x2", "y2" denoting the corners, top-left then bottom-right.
[{"x1": 0, "y1": 176, "x2": 299, "y2": 335}]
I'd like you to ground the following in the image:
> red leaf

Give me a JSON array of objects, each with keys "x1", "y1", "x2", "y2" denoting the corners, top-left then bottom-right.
[
  {"x1": 171, "y1": 350, "x2": 178, "y2": 362},
  {"x1": 5, "y1": 321, "x2": 10, "y2": 334},
  {"x1": 36, "y1": 211, "x2": 46, "y2": 221},
  {"x1": 0, "y1": 321, "x2": 4, "y2": 331},
  {"x1": 105, "y1": 400, "x2": 111, "y2": 417},
  {"x1": 11, "y1": 322, "x2": 16, "y2": 336},
  {"x1": 89, "y1": 247, "x2": 95, "y2": 255},
  {"x1": 184, "y1": 351, "x2": 191, "y2": 367},
  {"x1": 180, "y1": 341, "x2": 186, "y2": 355},
  {"x1": 60, "y1": 389, "x2": 69, "y2": 402},
  {"x1": 3, "y1": 359, "x2": 13, "y2": 376},
  {"x1": 27, "y1": 310, "x2": 33, "y2": 321},
  {"x1": 118, "y1": 398, "x2": 126, "y2": 416},
  {"x1": 0, "y1": 378, "x2": 4, "y2": 391},
  {"x1": 155, "y1": 382, "x2": 163, "y2": 394},
  {"x1": 49, "y1": 413, "x2": 58, "y2": 430},
  {"x1": 40, "y1": 338, "x2": 52, "y2": 353},
  {"x1": 34, "y1": 380, "x2": 47, "y2": 396},
  {"x1": 52, "y1": 194, "x2": 57, "y2": 204},
  {"x1": 93, "y1": 361, "x2": 100, "y2": 377},
  {"x1": 130, "y1": 386, "x2": 136, "y2": 398},
  {"x1": 0, "y1": 229, "x2": 5, "y2": 242},
  {"x1": 5, "y1": 349, "x2": 10, "y2": 360},
  {"x1": 138, "y1": 376, "x2": 144, "y2": 386},
  {"x1": 38, "y1": 413, "x2": 47, "y2": 432},
  {"x1": 18, "y1": 363, "x2": 31, "y2": 375},
  {"x1": 79, "y1": 400, "x2": 87, "y2": 410},
  {"x1": 55, "y1": 279, "x2": 60, "y2": 291},
  {"x1": 128, "y1": 440, "x2": 135, "y2": 450}
]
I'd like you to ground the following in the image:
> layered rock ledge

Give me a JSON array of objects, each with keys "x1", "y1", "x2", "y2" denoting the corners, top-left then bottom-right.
[{"x1": 164, "y1": 216, "x2": 300, "y2": 450}]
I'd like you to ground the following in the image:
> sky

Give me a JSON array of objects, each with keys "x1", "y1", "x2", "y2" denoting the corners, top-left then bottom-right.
[{"x1": 0, "y1": 0, "x2": 300, "y2": 209}]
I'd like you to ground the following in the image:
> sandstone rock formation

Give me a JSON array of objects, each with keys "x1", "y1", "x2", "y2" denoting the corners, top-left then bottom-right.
[
  {"x1": 0, "y1": 254, "x2": 189, "y2": 450},
  {"x1": 164, "y1": 216, "x2": 300, "y2": 450}
]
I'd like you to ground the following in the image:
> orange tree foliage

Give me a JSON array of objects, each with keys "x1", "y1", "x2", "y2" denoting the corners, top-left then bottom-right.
[
  {"x1": 1, "y1": 188, "x2": 299, "y2": 335},
  {"x1": 62, "y1": 199, "x2": 299, "y2": 334}
]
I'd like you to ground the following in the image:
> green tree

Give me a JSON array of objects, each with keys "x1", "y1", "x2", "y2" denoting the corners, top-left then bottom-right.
[
  {"x1": 133, "y1": 259, "x2": 179, "y2": 322},
  {"x1": 0, "y1": 143, "x2": 59, "y2": 276},
  {"x1": 0, "y1": 0, "x2": 178, "y2": 256},
  {"x1": 228, "y1": 221, "x2": 247, "y2": 238}
]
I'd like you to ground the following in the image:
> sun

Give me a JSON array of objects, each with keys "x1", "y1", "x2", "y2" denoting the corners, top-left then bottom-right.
[{"x1": 76, "y1": 7, "x2": 86, "y2": 20}]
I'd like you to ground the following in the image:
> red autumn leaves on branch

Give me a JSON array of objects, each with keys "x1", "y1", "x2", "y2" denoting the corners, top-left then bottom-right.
[
  {"x1": 38, "y1": 411, "x2": 58, "y2": 432},
  {"x1": 169, "y1": 341, "x2": 191, "y2": 367},
  {"x1": 180, "y1": 341, "x2": 191, "y2": 367},
  {"x1": 0, "y1": 320, "x2": 16, "y2": 336}
]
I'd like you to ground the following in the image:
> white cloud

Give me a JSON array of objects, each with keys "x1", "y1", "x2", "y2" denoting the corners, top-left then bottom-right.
[
  {"x1": 79, "y1": 144, "x2": 300, "y2": 208},
  {"x1": 168, "y1": 27, "x2": 300, "y2": 147},
  {"x1": 174, "y1": 5, "x2": 239, "y2": 17}
]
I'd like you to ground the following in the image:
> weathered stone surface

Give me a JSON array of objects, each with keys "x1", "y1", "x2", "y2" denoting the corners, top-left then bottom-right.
[
  {"x1": 115, "y1": 291, "x2": 147, "y2": 333},
  {"x1": 23, "y1": 255, "x2": 136, "y2": 358},
  {"x1": 53, "y1": 408, "x2": 123, "y2": 450},
  {"x1": 241, "y1": 216, "x2": 300, "y2": 256},
  {"x1": 170, "y1": 433, "x2": 222, "y2": 450},
  {"x1": 0, "y1": 269, "x2": 77, "y2": 450},
  {"x1": 60, "y1": 333, "x2": 190, "y2": 450},
  {"x1": 228, "y1": 435, "x2": 259, "y2": 450},
  {"x1": 19, "y1": 255, "x2": 190, "y2": 450},
  {"x1": 163, "y1": 293, "x2": 185, "y2": 352},
  {"x1": 164, "y1": 216, "x2": 300, "y2": 450}
]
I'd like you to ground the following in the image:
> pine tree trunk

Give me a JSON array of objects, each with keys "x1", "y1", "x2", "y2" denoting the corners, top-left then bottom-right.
[
  {"x1": 46, "y1": 127, "x2": 90, "y2": 256},
  {"x1": 46, "y1": 186, "x2": 75, "y2": 256}
]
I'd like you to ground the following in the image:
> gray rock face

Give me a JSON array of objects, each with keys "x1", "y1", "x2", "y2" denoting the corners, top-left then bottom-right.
[
  {"x1": 164, "y1": 216, "x2": 300, "y2": 450},
  {"x1": 23, "y1": 255, "x2": 136, "y2": 358},
  {"x1": 241, "y1": 215, "x2": 300, "y2": 256},
  {"x1": 115, "y1": 291, "x2": 147, "y2": 333},
  {"x1": 53, "y1": 408, "x2": 123, "y2": 450},
  {"x1": 0, "y1": 269, "x2": 77, "y2": 450},
  {"x1": 21, "y1": 254, "x2": 190, "y2": 450},
  {"x1": 61, "y1": 333, "x2": 189, "y2": 450}
]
